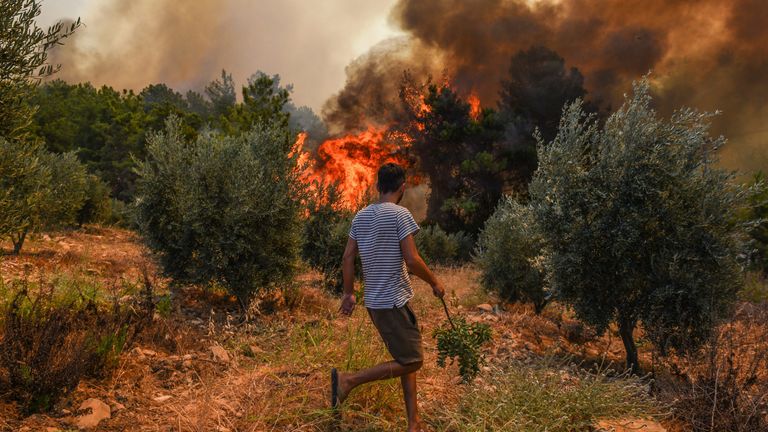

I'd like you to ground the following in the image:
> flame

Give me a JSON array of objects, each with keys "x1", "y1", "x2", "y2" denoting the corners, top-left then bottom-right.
[
  {"x1": 468, "y1": 91, "x2": 481, "y2": 120},
  {"x1": 295, "y1": 126, "x2": 408, "y2": 208}
]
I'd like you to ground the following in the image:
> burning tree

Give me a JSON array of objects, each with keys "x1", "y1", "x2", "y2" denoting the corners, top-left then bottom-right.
[
  {"x1": 530, "y1": 79, "x2": 750, "y2": 373},
  {"x1": 400, "y1": 79, "x2": 506, "y2": 234}
]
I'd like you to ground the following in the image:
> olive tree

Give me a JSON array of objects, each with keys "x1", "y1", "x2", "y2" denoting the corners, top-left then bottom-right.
[
  {"x1": 134, "y1": 117, "x2": 304, "y2": 305},
  {"x1": 475, "y1": 196, "x2": 548, "y2": 313},
  {"x1": 530, "y1": 79, "x2": 748, "y2": 373}
]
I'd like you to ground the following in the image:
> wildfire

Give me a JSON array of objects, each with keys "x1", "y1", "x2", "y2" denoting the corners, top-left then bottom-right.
[
  {"x1": 295, "y1": 84, "x2": 481, "y2": 209},
  {"x1": 296, "y1": 126, "x2": 408, "y2": 208},
  {"x1": 468, "y1": 91, "x2": 481, "y2": 120}
]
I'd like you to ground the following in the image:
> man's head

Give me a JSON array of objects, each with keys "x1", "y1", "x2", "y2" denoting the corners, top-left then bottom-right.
[{"x1": 377, "y1": 162, "x2": 406, "y2": 202}]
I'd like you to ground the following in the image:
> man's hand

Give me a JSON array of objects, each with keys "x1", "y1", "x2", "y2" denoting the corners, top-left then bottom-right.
[
  {"x1": 339, "y1": 293, "x2": 356, "y2": 316},
  {"x1": 431, "y1": 281, "x2": 446, "y2": 298}
]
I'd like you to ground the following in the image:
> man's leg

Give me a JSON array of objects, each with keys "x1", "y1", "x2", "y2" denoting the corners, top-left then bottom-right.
[
  {"x1": 337, "y1": 360, "x2": 422, "y2": 403},
  {"x1": 401, "y1": 371, "x2": 421, "y2": 431}
]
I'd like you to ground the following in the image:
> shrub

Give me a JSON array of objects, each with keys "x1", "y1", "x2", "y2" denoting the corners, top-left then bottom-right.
[
  {"x1": 660, "y1": 303, "x2": 768, "y2": 431},
  {"x1": 77, "y1": 174, "x2": 112, "y2": 226},
  {"x1": 38, "y1": 150, "x2": 87, "y2": 228},
  {"x1": 415, "y1": 225, "x2": 473, "y2": 266},
  {"x1": 134, "y1": 117, "x2": 304, "y2": 305},
  {"x1": 0, "y1": 140, "x2": 88, "y2": 253},
  {"x1": 475, "y1": 196, "x2": 548, "y2": 313},
  {"x1": 432, "y1": 358, "x2": 661, "y2": 432},
  {"x1": 434, "y1": 317, "x2": 492, "y2": 383},
  {"x1": 301, "y1": 183, "x2": 353, "y2": 293},
  {"x1": 0, "y1": 276, "x2": 153, "y2": 413},
  {"x1": 530, "y1": 78, "x2": 750, "y2": 373}
]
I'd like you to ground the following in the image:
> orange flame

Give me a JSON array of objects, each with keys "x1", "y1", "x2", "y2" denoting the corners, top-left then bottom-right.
[
  {"x1": 296, "y1": 127, "x2": 408, "y2": 209},
  {"x1": 468, "y1": 91, "x2": 481, "y2": 120}
]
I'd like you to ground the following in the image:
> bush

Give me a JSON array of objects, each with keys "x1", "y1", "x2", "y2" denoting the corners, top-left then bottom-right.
[
  {"x1": 530, "y1": 78, "x2": 750, "y2": 373},
  {"x1": 0, "y1": 138, "x2": 49, "y2": 253},
  {"x1": 415, "y1": 225, "x2": 473, "y2": 266},
  {"x1": 38, "y1": 151, "x2": 87, "y2": 229},
  {"x1": 301, "y1": 183, "x2": 353, "y2": 293},
  {"x1": 134, "y1": 117, "x2": 304, "y2": 305},
  {"x1": 77, "y1": 174, "x2": 112, "y2": 226},
  {"x1": 475, "y1": 196, "x2": 548, "y2": 313},
  {"x1": 432, "y1": 358, "x2": 661, "y2": 432},
  {"x1": 660, "y1": 303, "x2": 768, "y2": 431},
  {"x1": 0, "y1": 276, "x2": 153, "y2": 413}
]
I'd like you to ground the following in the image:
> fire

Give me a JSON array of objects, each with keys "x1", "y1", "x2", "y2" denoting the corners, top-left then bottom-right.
[
  {"x1": 468, "y1": 91, "x2": 481, "y2": 120},
  {"x1": 296, "y1": 126, "x2": 408, "y2": 208}
]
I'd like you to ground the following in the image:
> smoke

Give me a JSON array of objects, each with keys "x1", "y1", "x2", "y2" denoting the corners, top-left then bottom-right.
[
  {"x1": 323, "y1": 0, "x2": 768, "y2": 173},
  {"x1": 48, "y1": 0, "x2": 400, "y2": 110}
]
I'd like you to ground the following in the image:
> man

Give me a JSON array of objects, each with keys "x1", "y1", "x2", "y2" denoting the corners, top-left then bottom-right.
[{"x1": 331, "y1": 162, "x2": 445, "y2": 432}]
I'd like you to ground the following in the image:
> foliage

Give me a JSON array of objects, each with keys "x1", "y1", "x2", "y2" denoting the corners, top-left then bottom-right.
[
  {"x1": 77, "y1": 174, "x2": 112, "y2": 226},
  {"x1": 0, "y1": 0, "x2": 79, "y2": 141},
  {"x1": 499, "y1": 46, "x2": 591, "y2": 143},
  {"x1": 38, "y1": 150, "x2": 87, "y2": 229},
  {"x1": 530, "y1": 78, "x2": 749, "y2": 373},
  {"x1": 401, "y1": 80, "x2": 507, "y2": 234},
  {"x1": 0, "y1": 137, "x2": 50, "y2": 253},
  {"x1": 475, "y1": 196, "x2": 548, "y2": 313},
  {"x1": 433, "y1": 317, "x2": 492, "y2": 383},
  {"x1": 134, "y1": 116, "x2": 304, "y2": 305},
  {"x1": 0, "y1": 276, "x2": 153, "y2": 413},
  {"x1": 415, "y1": 224, "x2": 473, "y2": 266},
  {"x1": 301, "y1": 182, "x2": 354, "y2": 293},
  {"x1": 432, "y1": 359, "x2": 661, "y2": 432},
  {"x1": 741, "y1": 171, "x2": 768, "y2": 273}
]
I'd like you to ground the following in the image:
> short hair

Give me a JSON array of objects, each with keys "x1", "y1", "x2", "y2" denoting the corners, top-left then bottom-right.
[{"x1": 377, "y1": 162, "x2": 406, "y2": 194}]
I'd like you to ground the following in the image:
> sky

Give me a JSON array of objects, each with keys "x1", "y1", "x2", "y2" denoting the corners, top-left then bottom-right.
[{"x1": 37, "y1": 0, "x2": 403, "y2": 111}]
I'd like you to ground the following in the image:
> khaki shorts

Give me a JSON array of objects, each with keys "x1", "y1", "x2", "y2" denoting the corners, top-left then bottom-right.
[{"x1": 367, "y1": 302, "x2": 423, "y2": 365}]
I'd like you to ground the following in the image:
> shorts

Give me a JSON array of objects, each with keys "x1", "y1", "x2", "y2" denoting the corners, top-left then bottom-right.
[{"x1": 367, "y1": 302, "x2": 424, "y2": 365}]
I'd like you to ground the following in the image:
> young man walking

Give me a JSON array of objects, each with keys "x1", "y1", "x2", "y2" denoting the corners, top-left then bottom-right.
[{"x1": 331, "y1": 162, "x2": 445, "y2": 432}]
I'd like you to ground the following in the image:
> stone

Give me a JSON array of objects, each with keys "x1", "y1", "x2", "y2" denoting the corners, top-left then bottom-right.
[
  {"x1": 210, "y1": 345, "x2": 230, "y2": 363},
  {"x1": 477, "y1": 304, "x2": 493, "y2": 313},
  {"x1": 76, "y1": 398, "x2": 111, "y2": 429},
  {"x1": 153, "y1": 395, "x2": 172, "y2": 403}
]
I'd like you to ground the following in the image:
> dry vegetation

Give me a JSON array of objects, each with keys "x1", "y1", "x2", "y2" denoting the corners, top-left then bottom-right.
[{"x1": 0, "y1": 228, "x2": 765, "y2": 431}]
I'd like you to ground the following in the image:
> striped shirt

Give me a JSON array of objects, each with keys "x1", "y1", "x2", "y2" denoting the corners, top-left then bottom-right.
[{"x1": 349, "y1": 202, "x2": 420, "y2": 309}]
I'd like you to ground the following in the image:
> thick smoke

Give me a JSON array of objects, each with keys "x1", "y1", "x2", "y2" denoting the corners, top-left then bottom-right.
[
  {"x1": 48, "y1": 0, "x2": 400, "y2": 111},
  {"x1": 324, "y1": 0, "x2": 768, "y2": 173}
]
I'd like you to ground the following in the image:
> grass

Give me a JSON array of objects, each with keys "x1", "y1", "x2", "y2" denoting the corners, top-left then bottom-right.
[{"x1": 430, "y1": 358, "x2": 663, "y2": 432}]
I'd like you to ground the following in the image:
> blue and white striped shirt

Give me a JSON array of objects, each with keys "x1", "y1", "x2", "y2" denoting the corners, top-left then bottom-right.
[{"x1": 349, "y1": 202, "x2": 420, "y2": 309}]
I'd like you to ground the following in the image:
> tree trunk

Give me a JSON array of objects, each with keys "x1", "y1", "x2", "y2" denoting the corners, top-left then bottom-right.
[
  {"x1": 11, "y1": 229, "x2": 28, "y2": 255},
  {"x1": 618, "y1": 316, "x2": 641, "y2": 375}
]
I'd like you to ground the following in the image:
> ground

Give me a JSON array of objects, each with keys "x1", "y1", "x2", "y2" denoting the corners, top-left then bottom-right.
[{"x1": 2, "y1": 227, "x2": 761, "y2": 431}]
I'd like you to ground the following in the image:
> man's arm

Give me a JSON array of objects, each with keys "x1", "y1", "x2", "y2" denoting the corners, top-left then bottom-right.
[
  {"x1": 339, "y1": 237, "x2": 358, "y2": 315},
  {"x1": 400, "y1": 234, "x2": 445, "y2": 298}
]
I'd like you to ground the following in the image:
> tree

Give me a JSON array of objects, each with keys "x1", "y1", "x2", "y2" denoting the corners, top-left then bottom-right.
[
  {"x1": 205, "y1": 69, "x2": 236, "y2": 119},
  {"x1": 530, "y1": 79, "x2": 748, "y2": 373},
  {"x1": 475, "y1": 196, "x2": 548, "y2": 313},
  {"x1": 499, "y1": 46, "x2": 589, "y2": 143},
  {"x1": 221, "y1": 72, "x2": 291, "y2": 135},
  {"x1": 134, "y1": 117, "x2": 304, "y2": 305},
  {"x1": 0, "y1": 0, "x2": 79, "y2": 140},
  {"x1": 77, "y1": 174, "x2": 112, "y2": 226},
  {"x1": 401, "y1": 81, "x2": 506, "y2": 234},
  {"x1": 38, "y1": 151, "x2": 87, "y2": 229},
  {"x1": 0, "y1": 137, "x2": 50, "y2": 254}
]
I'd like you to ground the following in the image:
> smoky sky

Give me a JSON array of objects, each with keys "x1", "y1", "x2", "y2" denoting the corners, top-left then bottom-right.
[
  {"x1": 47, "y1": 0, "x2": 768, "y2": 173},
  {"x1": 324, "y1": 0, "x2": 768, "y2": 173},
  {"x1": 48, "y1": 0, "x2": 400, "y2": 111}
]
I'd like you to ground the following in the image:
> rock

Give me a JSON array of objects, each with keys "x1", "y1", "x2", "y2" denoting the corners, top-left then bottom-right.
[
  {"x1": 153, "y1": 395, "x2": 172, "y2": 403},
  {"x1": 477, "y1": 304, "x2": 493, "y2": 313},
  {"x1": 210, "y1": 345, "x2": 230, "y2": 363},
  {"x1": 595, "y1": 419, "x2": 667, "y2": 432},
  {"x1": 141, "y1": 348, "x2": 157, "y2": 357},
  {"x1": 76, "y1": 398, "x2": 111, "y2": 429}
]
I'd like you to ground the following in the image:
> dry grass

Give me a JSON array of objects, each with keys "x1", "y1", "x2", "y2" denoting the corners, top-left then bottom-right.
[{"x1": 0, "y1": 230, "x2": 677, "y2": 431}]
